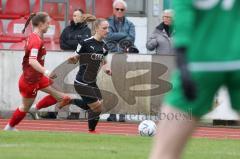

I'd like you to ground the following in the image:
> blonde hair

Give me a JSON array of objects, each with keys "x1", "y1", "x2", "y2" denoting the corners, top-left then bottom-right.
[
  {"x1": 91, "y1": 18, "x2": 108, "y2": 35},
  {"x1": 94, "y1": 18, "x2": 107, "y2": 29}
]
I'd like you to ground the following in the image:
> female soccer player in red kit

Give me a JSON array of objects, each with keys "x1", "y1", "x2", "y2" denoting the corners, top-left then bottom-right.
[{"x1": 4, "y1": 12, "x2": 71, "y2": 131}]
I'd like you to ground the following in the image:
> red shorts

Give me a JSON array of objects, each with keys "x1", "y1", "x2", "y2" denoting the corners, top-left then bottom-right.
[{"x1": 19, "y1": 74, "x2": 52, "y2": 98}]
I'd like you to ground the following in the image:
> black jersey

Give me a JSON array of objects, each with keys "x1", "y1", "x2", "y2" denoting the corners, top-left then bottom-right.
[{"x1": 75, "y1": 37, "x2": 108, "y2": 83}]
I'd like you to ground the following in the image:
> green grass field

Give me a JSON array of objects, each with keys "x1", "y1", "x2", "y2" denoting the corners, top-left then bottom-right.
[{"x1": 0, "y1": 131, "x2": 239, "y2": 159}]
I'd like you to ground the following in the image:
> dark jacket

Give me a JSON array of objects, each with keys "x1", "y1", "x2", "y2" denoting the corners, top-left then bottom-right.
[
  {"x1": 106, "y1": 16, "x2": 135, "y2": 52},
  {"x1": 60, "y1": 21, "x2": 91, "y2": 51}
]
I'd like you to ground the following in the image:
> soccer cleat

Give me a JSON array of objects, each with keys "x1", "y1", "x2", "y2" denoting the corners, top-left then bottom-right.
[
  {"x1": 88, "y1": 130, "x2": 100, "y2": 134},
  {"x1": 29, "y1": 105, "x2": 37, "y2": 113},
  {"x1": 29, "y1": 105, "x2": 40, "y2": 120},
  {"x1": 3, "y1": 124, "x2": 19, "y2": 131},
  {"x1": 58, "y1": 96, "x2": 71, "y2": 109}
]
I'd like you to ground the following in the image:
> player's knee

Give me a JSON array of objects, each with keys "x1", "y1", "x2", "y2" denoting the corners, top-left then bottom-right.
[
  {"x1": 93, "y1": 105, "x2": 102, "y2": 113},
  {"x1": 96, "y1": 106, "x2": 102, "y2": 113},
  {"x1": 88, "y1": 108, "x2": 101, "y2": 121},
  {"x1": 91, "y1": 101, "x2": 102, "y2": 113}
]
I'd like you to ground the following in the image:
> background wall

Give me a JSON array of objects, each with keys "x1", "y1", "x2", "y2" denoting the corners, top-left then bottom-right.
[
  {"x1": 0, "y1": 50, "x2": 239, "y2": 120},
  {"x1": 0, "y1": 50, "x2": 173, "y2": 114}
]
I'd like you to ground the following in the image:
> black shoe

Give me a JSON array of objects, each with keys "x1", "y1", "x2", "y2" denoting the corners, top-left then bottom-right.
[
  {"x1": 119, "y1": 114, "x2": 125, "y2": 122},
  {"x1": 107, "y1": 114, "x2": 117, "y2": 122},
  {"x1": 67, "y1": 113, "x2": 80, "y2": 120}
]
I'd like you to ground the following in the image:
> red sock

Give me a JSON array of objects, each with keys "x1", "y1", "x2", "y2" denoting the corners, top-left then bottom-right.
[
  {"x1": 9, "y1": 108, "x2": 27, "y2": 127},
  {"x1": 36, "y1": 95, "x2": 57, "y2": 110}
]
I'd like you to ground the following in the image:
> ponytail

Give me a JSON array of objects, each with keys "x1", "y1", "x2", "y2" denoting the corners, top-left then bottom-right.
[{"x1": 22, "y1": 13, "x2": 36, "y2": 34}]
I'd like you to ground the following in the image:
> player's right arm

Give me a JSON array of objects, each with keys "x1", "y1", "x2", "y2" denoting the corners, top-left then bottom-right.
[
  {"x1": 68, "y1": 55, "x2": 80, "y2": 64},
  {"x1": 67, "y1": 41, "x2": 85, "y2": 64}
]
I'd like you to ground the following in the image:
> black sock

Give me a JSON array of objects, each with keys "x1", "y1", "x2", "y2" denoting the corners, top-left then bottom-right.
[
  {"x1": 71, "y1": 99, "x2": 89, "y2": 110},
  {"x1": 88, "y1": 109, "x2": 101, "y2": 131}
]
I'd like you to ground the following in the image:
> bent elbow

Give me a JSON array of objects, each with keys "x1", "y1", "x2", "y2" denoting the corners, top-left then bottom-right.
[{"x1": 29, "y1": 58, "x2": 36, "y2": 66}]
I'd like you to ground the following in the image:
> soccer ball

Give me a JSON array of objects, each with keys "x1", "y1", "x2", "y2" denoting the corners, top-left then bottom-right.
[{"x1": 138, "y1": 120, "x2": 157, "y2": 137}]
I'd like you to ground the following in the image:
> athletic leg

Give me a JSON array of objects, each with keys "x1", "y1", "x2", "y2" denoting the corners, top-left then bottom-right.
[
  {"x1": 87, "y1": 100, "x2": 102, "y2": 132},
  {"x1": 148, "y1": 71, "x2": 224, "y2": 159},
  {"x1": 149, "y1": 105, "x2": 198, "y2": 159},
  {"x1": 4, "y1": 76, "x2": 37, "y2": 130},
  {"x1": 4, "y1": 97, "x2": 35, "y2": 130},
  {"x1": 70, "y1": 98, "x2": 90, "y2": 110},
  {"x1": 40, "y1": 86, "x2": 71, "y2": 108},
  {"x1": 73, "y1": 81, "x2": 103, "y2": 131},
  {"x1": 35, "y1": 95, "x2": 57, "y2": 110}
]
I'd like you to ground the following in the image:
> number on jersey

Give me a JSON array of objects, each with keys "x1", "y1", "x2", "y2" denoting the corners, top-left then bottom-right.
[{"x1": 194, "y1": 0, "x2": 235, "y2": 10}]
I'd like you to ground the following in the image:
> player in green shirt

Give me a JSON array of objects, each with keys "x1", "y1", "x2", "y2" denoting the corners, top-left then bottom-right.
[{"x1": 149, "y1": 0, "x2": 240, "y2": 159}]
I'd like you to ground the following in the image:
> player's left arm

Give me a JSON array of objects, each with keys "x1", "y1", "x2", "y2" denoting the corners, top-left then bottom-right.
[
  {"x1": 102, "y1": 57, "x2": 112, "y2": 76},
  {"x1": 68, "y1": 54, "x2": 80, "y2": 64},
  {"x1": 101, "y1": 44, "x2": 112, "y2": 76},
  {"x1": 67, "y1": 41, "x2": 85, "y2": 64},
  {"x1": 28, "y1": 39, "x2": 53, "y2": 78}
]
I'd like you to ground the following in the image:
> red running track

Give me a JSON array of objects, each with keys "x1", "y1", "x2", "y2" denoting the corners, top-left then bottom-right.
[{"x1": 0, "y1": 119, "x2": 240, "y2": 139}]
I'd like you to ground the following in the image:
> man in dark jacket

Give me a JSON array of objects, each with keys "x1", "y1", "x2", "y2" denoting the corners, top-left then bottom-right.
[{"x1": 60, "y1": 9, "x2": 95, "y2": 50}]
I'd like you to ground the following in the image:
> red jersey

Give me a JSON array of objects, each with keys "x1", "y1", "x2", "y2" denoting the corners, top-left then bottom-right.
[{"x1": 22, "y1": 33, "x2": 46, "y2": 84}]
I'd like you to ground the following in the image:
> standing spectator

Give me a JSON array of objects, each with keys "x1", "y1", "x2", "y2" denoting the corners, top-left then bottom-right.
[
  {"x1": 106, "y1": 0, "x2": 136, "y2": 122},
  {"x1": 60, "y1": 9, "x2": 95, "y2": 51},
  {"x1": 146, "y1": 9, "x2": 174, "y2": 54}
]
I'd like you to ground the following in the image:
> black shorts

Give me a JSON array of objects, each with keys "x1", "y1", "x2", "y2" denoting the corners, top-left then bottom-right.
[{"x1": 74, "y1": 80, "x2": 102, "y2": 104}]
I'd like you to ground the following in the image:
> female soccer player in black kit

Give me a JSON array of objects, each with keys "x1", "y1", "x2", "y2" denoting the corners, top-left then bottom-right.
[{"x1": 67, "y1": 18, "x2": 112, "y2": 133}]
